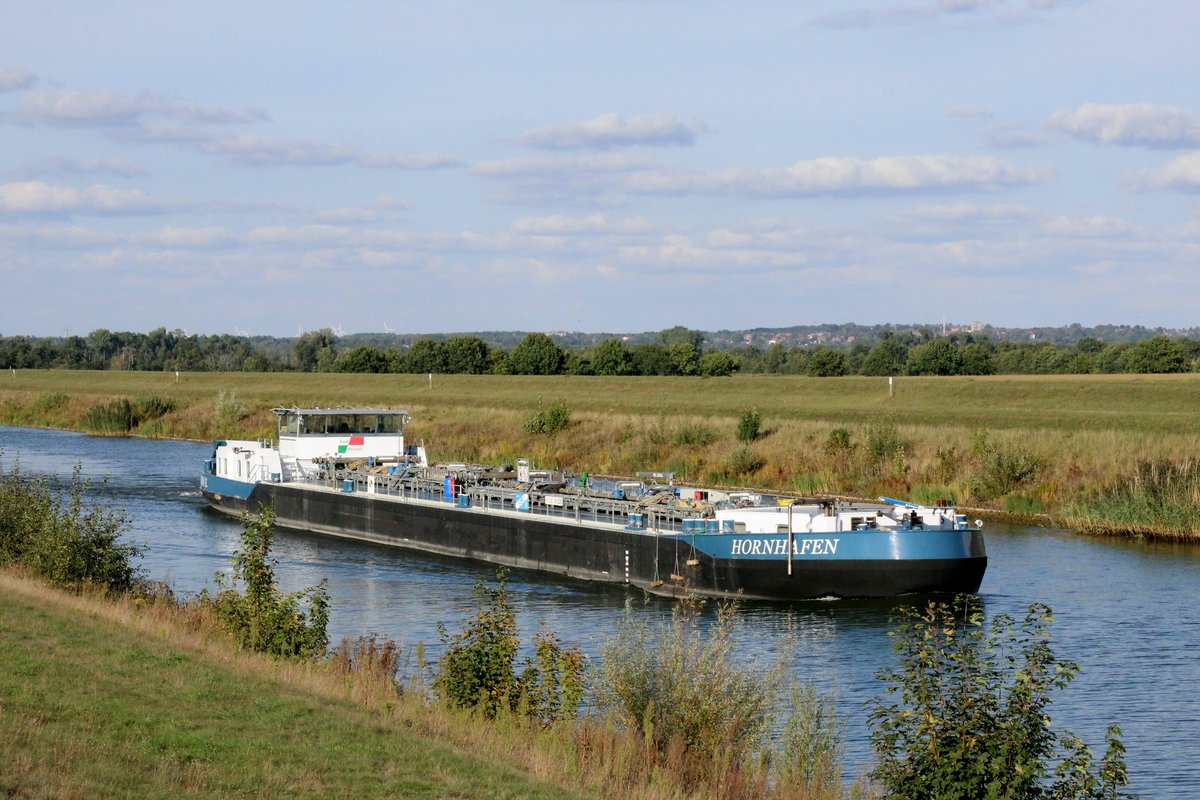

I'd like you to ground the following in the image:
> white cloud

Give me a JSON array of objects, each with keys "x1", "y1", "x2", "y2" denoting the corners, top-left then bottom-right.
[
  {"x1": 134, "y1": 127, "x2": 463, "y2": 170},
  {"x1": 1043, "y1": 215, "x2": 1132, "y2": 238},
  {"x1": 626, "y1": 155, "x2": 1047, "y2": 197},
  {"x1": 898, "y1": 202, "x2": 1038, "y2": 223},
  {"x1": 473, "y1": 153, "x2": 656, "y2": 177},
  {"x1": 516, "y1": 113, "x2": 707, "y2": 150},
  {"x1": 511, "y1": 214, "x2": 650, "y2": 235},
  {"x1": 14, "y1": 88, "x2": 266, "y2": 127},
  {"x1": 11, "y1": 157, "x2": 147, "y2": 179},
  {"x1": 1048, "y1": 103, "x2": 1200, "y2": 148},
  {"x1": 0, "y1": 180, "x2": 167, "y2": 215},
  {"x1": 147, "y1": 226, "x2": 235, "y2": 247},
  {"x1": 0, "y1": 68, "x2": 36, "y2": 92},
  {"x1": 1125, "y1": 152, "x2": 1200, "y2": 191},
  {"x1": 246, "y1": 224, "x2": 354, "y2": 245}
]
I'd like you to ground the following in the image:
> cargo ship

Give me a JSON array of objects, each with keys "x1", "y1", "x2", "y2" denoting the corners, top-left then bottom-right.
[{"x1": 200, "y1": 407, "x2": 987, "y2": 601}]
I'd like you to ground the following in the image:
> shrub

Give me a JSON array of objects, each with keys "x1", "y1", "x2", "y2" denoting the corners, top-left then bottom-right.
[
  {"x1": 736, "y1": 407, "x2": 762, "y2": 443},
  {"x1": 519, "y1": 627, "x2": 587, "y2": 726},
  {"x1": 727, "y1": 445, "x2": 765, "y2": 476},
  {"x1": 524, "y1": 399, "x2": 571, "y2": 435},
  {"x1": 869, "y1": 597, "x2": 1133, "y2": 799},
  {"x1": 778, "y1": 682, "x2": 845, "y2": 797},
  {"x1": 202, "y1": 507, "x2": 330, "y2": 658},
  {"x1": 593, "y1": 599, "x2": 781, "y2": 769},
  {"x1": 435, "y1": 571, "x2": 520, "y2": 717},
  {"x1": 823, "y1": 428, "x2": 853, "y2": 455},
  {"x1": 215, "y1": 390, "x2": 248, "y2": 425},
  {"x1": 970, "y1": 431, "x2": 1042, "y2": 500},
  {"x1": 673, "y1": 421, "x2": 717, "y2": 446},
  {"x1": 0, "y1": 460, "x2": 142, "y2": 592},
  {"x1": 434, "y1": 570, "x2": 584, "y2": 723}
]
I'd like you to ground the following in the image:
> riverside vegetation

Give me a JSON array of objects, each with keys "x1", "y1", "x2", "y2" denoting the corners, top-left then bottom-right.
[
  {"x1": 0, "y1": 465, "x2": 1134, "y2": 798},
  {"x1": 3, "y1": 369, "x2": 1200, "y2": 538}
]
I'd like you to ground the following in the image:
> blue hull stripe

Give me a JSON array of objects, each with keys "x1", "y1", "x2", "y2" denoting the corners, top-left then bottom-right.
[
  {"x1": 199, "y1": 471, "x2": 256, "y2": 500},
  {"x1": 668, "y1": 529, "x2": 984, "y2": 562}
]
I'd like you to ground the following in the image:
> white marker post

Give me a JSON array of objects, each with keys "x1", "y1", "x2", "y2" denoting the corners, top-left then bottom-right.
[{"x1": 889, "y1": 376, "x2": 894, "y2": 397}]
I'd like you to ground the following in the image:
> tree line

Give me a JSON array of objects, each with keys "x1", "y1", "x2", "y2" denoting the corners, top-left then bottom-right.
[{"x1": 2, "y1": 325, "x2": 1198, "y2": 376}]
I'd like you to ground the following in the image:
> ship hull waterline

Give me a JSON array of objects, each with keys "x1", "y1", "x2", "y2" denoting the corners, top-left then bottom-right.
[{"x1": 201, "y1": 482, "x2": 987, "y2": 602}]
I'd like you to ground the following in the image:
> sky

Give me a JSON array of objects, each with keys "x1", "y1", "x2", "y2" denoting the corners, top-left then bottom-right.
[{"x1": 1, "y1": 0, "x2": 1198, "y2": 337}]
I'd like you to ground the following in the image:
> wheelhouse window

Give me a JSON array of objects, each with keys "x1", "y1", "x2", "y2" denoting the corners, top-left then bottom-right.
[
  {"x1": 354, "y1": 415, "x2": 379, "y2": 435},
  {"x1": 279, "y1": 413, "x2": 299, "y2": 436},
  {"x1": 379, "y1": 415, "x2": 402, "y2": 434}
]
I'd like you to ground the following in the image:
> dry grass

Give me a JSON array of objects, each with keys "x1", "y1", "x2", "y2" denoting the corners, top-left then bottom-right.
[{"x1": 3, "y1": 370, "x2": 1200, "y2": 536}]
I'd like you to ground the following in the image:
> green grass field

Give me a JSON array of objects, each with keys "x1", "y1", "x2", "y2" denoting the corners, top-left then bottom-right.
[
  {"x1": 3, "y1": 370, "x2": 1200, "y2": 537},
  {"x1": 0, "y1": 571, "x2": 589, "y2": 800}
]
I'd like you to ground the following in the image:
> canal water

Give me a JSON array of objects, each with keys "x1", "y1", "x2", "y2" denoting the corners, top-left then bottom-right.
[{"x1": 2, "y1": 426, "x2": 1196, "y2": 798}]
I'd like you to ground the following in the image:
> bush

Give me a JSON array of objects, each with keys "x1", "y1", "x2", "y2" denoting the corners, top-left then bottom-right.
[
  {"x1": 726, "y1": 445, "x2": 765, "y2": 476},
  {"x1": 778, "y1": 682, "x2": 845, "y2": 796},
  {"x1": 593, "y1": 599, "x2": 782, "y2": 771},
  {"x1": 970, "y1": 431, "x2": 1042, "y2": 500},
  {"x1": 202, "y1": 507, "x2": 330, "y2": 658},
  {"x1": 0, "y1": 460, "x2": 142, "y2": 592},
  {"x1": 823, "y1": 428, "x2": 853, "y2": 455},
  {"x1": 435, "y1": 571, "x2": 519, "y2": 717},
  {"x1": 524, "y1": 399, "x2": 571, "y2": 435},
  {"x1": 736, "y1": 407, "x2": 762, "y2": 443},
  {"x1": 673, "y1": 421, "x2": 717, "y2": 446},
  {"x1": 869, "y1": 597, "x2": 1133, "y2": 799},
  {"x1": 519, "y1": 627, "x2": 587, "y2": 727},
  {"x1": 435, "y1": 570, "x2": 584, "y2": 723},
  {"x1": 214, "y1": 390, "x2": 248, "y2": 425}
]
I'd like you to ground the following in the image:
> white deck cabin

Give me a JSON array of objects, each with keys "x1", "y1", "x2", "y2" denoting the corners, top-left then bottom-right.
[{"x1": 209, "y1": 407, "x2": 426, "y2": 485}]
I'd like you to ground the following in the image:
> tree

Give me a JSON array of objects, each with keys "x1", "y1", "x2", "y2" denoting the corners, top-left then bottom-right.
[
  {"x1": 870, "y1": 598, "x2": 1133, "y2": 800},
  {"x1": 509, "y1": 333, "x2": 565, "y2": 375},
  {"x1": 293, "y1": 328, "x2": 338, "y2": 372},
  {"x1": 590, "y1": 338, "x2": 634, "y2": 376},
  {"x1": 657, "y1": 325, "x2": 704, "y2": 351},
  {"x1": 1122, "y1": 336, "x2": 1189, "y2": 374},
  {"x1": 959, "y1": 343, "x2": 996, "y2": 375},
  {"x1": 862, "y1": 337, "x2": 909, "y2": 376},
  {"x1": 404, "y1": 338, "x2": 447, "y2": 373},
  {"x1": 664, "y1": 342, "x2": 700, "y2": 376},
  {"x1": 806, "y1": 347, "x2": 846, "y2": 377},
  {"x1": 699, "y1": 350, "x2": 738, "y2": 377},
  {"x1": 334, "y1": 345, "x2": 389, "y2": 373},
  {"x1": 906, "y1": 339, "x2": 963, "y2": 376},
  {"x1": 443, "y1": 335, "x2": 490, "y2": 374}
]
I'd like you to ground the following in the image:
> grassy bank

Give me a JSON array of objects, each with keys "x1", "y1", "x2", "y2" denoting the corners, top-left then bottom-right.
[
  {"x1": 0, "y1": 570, "x2": 591, "y2": 799},
  {"x1": 3, "y1": 369, "x2": 1200, "y2": 538}
]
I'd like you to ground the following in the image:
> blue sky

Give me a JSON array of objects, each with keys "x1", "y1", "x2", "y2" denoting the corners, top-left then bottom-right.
[{"x1": 2, "y1": 0, "x2": 1197, "y2": 336}]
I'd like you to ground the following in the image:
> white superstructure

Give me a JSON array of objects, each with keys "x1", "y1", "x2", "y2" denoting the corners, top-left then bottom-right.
[{"x1": 208, "y1": 407, "x2": 426, "y2": 485}]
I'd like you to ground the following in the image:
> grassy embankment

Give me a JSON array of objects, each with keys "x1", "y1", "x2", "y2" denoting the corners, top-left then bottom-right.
[
  {"x1": 0, "y1": 569, "x2": 593, "y2": 800},
  {"x1": 2, "y1": 369, "x2": 1199, "y2": 538}
]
